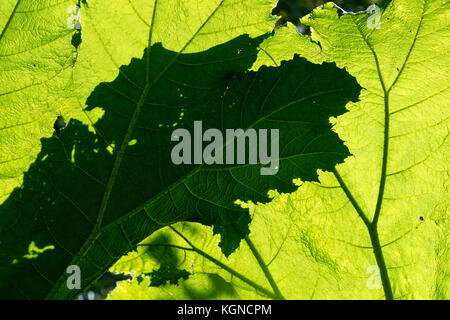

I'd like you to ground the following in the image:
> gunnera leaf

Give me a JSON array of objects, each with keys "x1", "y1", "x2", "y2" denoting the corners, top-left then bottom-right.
[
  {"x1": 0, "y1": 1, "x2": 361, "y2": 299},
  {"x1": 109, "y1": 0, "x2": 449, "y2": 300}
]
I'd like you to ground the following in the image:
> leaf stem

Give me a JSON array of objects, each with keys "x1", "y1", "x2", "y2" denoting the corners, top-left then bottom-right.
[
  {"x1": 368, "y1": 88, "x2": 393, "y2": 299},
  {"x1": 372, "y1": 92, "x2": 390, "y2": 227},
  {"x1": 333, "y1": 166, "x2": 394, "y2": 299},
  {"x1": 245, "y1": 236, "x2": 285, "y2": 300},
  {"x1": 169, "y1": 226, "x2": 278, "y2": 299},
  {"x1": 332, "y1": 90, "x2": 394, "y2": 299},
  {"x1": 332, "y1": 168, "x2": 371, "y2": 227},
  {"x1": 367, "y1": 225, "x2": 393, "y2": 300}
]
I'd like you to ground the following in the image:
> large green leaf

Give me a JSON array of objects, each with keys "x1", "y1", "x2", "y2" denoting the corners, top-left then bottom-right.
[
  {"x1": 0, "y1": 0, "x2": 76, "y2": 205},
  {"x1": 108, "y1": 0, "x2": 450, "y2": 300},
  {"x1": 0, "y1": 0, "x2": 361, "y2": 299},
  {"x1": 260, "y1": 0, "x2": 449, "y2": 299}
]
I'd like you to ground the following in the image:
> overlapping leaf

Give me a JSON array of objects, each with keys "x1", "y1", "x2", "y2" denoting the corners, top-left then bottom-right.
[{"x1": 0, "y1": 0, "x2": 361, "y2": 299}]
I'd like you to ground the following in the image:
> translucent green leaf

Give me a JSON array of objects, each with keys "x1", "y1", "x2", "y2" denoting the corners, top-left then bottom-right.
[
  {"x1": 0, "y1": 0, "x2": 361, "y2": 299},
  {"x1": 108, "y1": 0, "x2": 450, "y2": 300}
]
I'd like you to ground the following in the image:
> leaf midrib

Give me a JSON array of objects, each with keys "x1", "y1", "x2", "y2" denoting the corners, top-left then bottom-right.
[{"x1": 330, "y1": 0, "x2": 428, "y2": 300}]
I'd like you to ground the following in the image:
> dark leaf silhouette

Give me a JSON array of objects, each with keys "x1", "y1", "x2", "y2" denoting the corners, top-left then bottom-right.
[{"x1": 0, "y1": 35, "x2": 360, "y2": 299}]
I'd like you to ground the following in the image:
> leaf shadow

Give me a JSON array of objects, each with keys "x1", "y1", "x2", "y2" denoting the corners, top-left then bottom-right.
[{"x1": 0, "y1": 34, "x2": 360, "y2": 299}]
